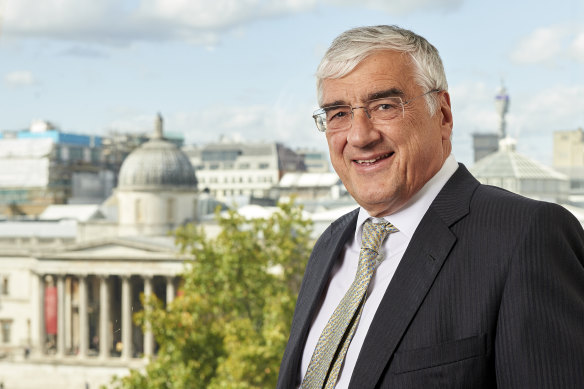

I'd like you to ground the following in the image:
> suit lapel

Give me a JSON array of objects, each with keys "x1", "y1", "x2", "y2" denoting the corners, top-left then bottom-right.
[
  {"x1": 349, "y1": 164, "x2": 480, "y2": 388},
  {"x1": 278, "y1": 208, "x2": 359, "y2": 387}
]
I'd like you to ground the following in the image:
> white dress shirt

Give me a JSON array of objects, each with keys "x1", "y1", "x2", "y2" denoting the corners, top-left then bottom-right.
[{"x1": 299, "y1": 154, "x2": 459, "y2": 388}]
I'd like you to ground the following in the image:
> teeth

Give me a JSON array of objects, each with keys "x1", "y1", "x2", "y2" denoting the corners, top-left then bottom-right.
[{"x1": 356, "y1": 153, "x2": 391, "y2": 164}]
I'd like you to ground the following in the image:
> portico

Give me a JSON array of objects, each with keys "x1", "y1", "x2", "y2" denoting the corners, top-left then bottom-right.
[{"x1": 33, "y1": 237, "x2": 185, "y2": 362}]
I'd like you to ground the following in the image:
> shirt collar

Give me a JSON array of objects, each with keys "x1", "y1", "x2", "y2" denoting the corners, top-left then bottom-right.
[{"x1": 355, "y1": 154, "x2": 459, "y2": 244}]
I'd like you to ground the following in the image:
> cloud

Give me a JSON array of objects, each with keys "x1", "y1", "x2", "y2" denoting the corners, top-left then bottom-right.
[
  {"x1": 102, "y1": 100, "x2": 325, "y2": 152},
  {"x1": 60, "y1": 46, "x2": 109, "y2": 58},
  {"x1": 514, "y1": 85, "x2": 584, "y2": 134},
  {"x1": 326, "y1": 0, "x2": 462, "y2": 15},
  {"x1": 2, "y1": 0, "x2": 461, "y2": 46},
  {"x1": 4, "y1": 71, "x2": 37, "y2": 86},
  {"x1": 511, "y1": 24, "x2": 584, "y2": 65},
  {"x1": 3, "y1": 0, "x2": 119, "y2": 39},
  {"x1": 175, "y1": 102, "x2": 323, "y2": 148},
  {"x1": 570, "y1": 32, "x2": 584, "y2": 62}
]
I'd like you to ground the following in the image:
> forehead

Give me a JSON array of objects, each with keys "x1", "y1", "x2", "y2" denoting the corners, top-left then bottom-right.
[{"x1": 321, "y1": 50, "x2": 417, "y2": 105}]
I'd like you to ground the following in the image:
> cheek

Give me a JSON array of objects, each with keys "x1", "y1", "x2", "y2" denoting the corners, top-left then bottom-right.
[{"x1": 326, "y1": 133, "x2": 346, "y2": 161}]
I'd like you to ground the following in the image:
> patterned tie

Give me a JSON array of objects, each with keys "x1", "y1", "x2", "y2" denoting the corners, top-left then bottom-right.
[{"x1": 301, "y1": 218, "x2": 398, "y2": 389}]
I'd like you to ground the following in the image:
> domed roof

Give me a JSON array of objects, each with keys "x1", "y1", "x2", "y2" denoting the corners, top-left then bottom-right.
[
  {"x1": 118, "y1": 114, "x2": 197, "y2": 191},
  {"x1": 470, "y1": 138, "x2": 567, "y2": 180}
]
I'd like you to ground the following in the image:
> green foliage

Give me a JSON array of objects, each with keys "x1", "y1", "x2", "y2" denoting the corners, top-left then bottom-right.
[{"x1": 109, "y1": 200, "x2": 312, "y2": 389}]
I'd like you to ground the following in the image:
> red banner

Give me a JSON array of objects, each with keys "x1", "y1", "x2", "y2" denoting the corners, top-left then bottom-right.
[{"x1": 45, "y1": 286, "x2": 57, "y2": 335}]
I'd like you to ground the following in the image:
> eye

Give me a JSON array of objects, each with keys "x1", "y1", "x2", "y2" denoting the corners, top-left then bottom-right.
[
  {"x1": 326, "y1": 107, "x2": 350, "y2": 121},
  {"x1": 372, "y1": 101, "x2": 398, "y2": 111}
]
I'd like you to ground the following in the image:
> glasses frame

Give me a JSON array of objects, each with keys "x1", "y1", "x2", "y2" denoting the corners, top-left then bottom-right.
[{"x1": 312, "y1": 89, "x2": 441, "y2": 133}]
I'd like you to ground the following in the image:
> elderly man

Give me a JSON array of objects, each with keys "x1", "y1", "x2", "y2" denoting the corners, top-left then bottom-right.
[{"x1": 277, "y1": 25, "x2": 584, "y2": 388}]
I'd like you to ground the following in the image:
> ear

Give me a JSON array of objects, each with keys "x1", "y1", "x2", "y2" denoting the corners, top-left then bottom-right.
[{"x1": 438, "y1": 91, "x2": 454, "y2": 140}]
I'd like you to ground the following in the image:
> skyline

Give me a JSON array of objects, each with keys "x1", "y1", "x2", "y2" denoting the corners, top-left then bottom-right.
[{"x1": 1, "y1": 0, "x2": 583, "y2": 166}]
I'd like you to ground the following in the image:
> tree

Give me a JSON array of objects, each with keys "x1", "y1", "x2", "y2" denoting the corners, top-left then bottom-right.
[{"x1": 110, "y1": 200, "x2": 312, "y2": 389}]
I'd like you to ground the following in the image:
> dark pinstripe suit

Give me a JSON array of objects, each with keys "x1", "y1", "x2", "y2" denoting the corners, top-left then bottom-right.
[{"x1": 277, "y1": 164, "x2": 584, "y2": 388}]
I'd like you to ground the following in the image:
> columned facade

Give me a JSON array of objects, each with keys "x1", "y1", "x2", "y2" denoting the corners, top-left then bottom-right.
[
  {"x1": 35, "y1": 272, "x2": 178, "y2": 361},
  {"x1": 99, "y1": 275, "x2": 110, "y2": 360}
]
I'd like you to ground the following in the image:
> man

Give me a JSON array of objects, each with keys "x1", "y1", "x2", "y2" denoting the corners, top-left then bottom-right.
[{"x1": 277, "y1": 25, "x2": 584, "y2": 388}]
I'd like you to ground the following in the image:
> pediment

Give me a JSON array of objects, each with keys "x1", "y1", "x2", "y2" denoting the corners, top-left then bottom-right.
[
  {"x1": 37, "y1": 236, "x2": 182, "y2": 261},
  {"x1": 71, "y1": 243, "x2": 164, "y2": 256}
]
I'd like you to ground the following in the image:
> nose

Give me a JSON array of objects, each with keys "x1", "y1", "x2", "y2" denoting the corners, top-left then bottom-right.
[
  {"x1": 346, "y1": 108, "x2": 381, "y2": 147},
  {"x1": 352, "y1": 106, "x2": 371, "y2": 119}
]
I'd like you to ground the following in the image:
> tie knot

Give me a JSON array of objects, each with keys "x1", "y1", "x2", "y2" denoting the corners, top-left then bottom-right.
[{"x1": 361, "y1": 219, "x2": 398, "y2": 252}]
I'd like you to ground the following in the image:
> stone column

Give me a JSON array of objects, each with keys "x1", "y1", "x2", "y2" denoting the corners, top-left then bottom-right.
[
  {"x1": 64, "y1": 277, "x2": 73, "y2": 352},
  {"x1": 78, "y1": 275, "x2": 89, "y2": 358},
  {"x1": 99, "y1": 275, "x2": 110, "y2": 359},
  {"x1": 56, "y1": 274, "x2": 65, "y2": 358},
  {"x1": 121, "y1": 275, "x2": 132, "y2": 360},
  {"x1": 143, "y1": 276, "x2": 154, "y2": 357},
  {"x1": 166, "y1": 276, "x2": 175, "y2": 306},
  {"x1": 37, "y1": 274, "x2": 45, "y2": 356}
]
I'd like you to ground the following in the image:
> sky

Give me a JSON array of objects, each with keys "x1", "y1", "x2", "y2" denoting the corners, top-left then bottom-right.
[{"x1": 1, "y1": 0, "x2": 583, "y2": 166}]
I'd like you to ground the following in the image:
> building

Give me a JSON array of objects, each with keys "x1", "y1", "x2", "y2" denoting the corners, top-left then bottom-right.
[
  {"x1": 470, "y1": 137, "x2": 569, "y2": 203},
  {"x1": 277, "y1": 172, "x2": 344, "y2": 201},
  {"x1": 183, "y1": 140, "x2": 306, "y2": 202},
  {"x1": 472, "y1": 132, "x2": 500, "y2": 162},
  {"x1": 552, "y1": 128, "x2": 584, "y2": 204},
  {"x1": 295, "y1": 148, "x2": 330, "y2": 173},
  {"x1": 101, "y1": 129, "x2": 185, "y2": 182},
  {"x1": 0, "y1": 115, "x2": 199, "y2": 388},
  {"x1": 0, "y1": 120, "x2": 109, "y2": 216}
]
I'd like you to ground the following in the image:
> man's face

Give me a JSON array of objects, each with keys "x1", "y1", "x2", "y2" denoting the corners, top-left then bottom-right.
[{"x1": 321, "y1": 50, "x2": 453, "y2": 217}]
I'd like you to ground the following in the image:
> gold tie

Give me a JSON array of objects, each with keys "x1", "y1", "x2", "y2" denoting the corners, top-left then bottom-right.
[{"x1": 301, "y1": 218, "x2": 398, "y2": 388}]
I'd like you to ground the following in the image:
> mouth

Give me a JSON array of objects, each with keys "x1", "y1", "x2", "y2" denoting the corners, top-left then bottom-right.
[{"x1": 354, "y1": 152, "x2": 394, "y2": 165}]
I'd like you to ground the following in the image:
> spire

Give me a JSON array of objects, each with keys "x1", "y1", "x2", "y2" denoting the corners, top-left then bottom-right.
[
  {"x1": 495, "y1": 82, "x2": 510, "y2": 139},
  {"x1": 153, "y1": 113, "x2": 164, "y2": 139}
]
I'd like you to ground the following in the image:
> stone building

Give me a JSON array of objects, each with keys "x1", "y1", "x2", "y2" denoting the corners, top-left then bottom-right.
[
  {"x1": 0, "y1": 115, "x2": 199, "y2": 388},
  {"x1": 183, "y1": 140, "x2": 306, "y2": 202}
]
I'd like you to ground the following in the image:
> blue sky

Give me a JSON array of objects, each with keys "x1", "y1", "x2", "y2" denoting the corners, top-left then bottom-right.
[{"x1": 1, "y1": 0, "x2": 583, "y2": 166}]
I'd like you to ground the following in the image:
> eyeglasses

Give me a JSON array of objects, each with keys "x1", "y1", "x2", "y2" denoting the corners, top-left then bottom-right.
[{"x1": 312, "y1": 89, "x2": 441, "y2": 132}]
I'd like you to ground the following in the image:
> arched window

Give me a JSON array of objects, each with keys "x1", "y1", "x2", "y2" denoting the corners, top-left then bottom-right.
[
  {"x1": 167, "y1": 198, "x2": 175, "y2": 223},
  {"x1": 135, "y1": 198, "x2": 143, "y2": 223}
]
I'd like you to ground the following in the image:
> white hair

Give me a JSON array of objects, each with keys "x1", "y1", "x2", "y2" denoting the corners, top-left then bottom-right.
[{"x1": 316, "y1": 25, "x2": 448, "y2": 114}]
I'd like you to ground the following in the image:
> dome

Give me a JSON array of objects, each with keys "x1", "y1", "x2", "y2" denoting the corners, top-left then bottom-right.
[
  {"x1": 470, "y1": 138, "x2": 566, "y2": 180},
  {"x1": 118, "y1": 115, "x2": 197, "y2": 191}
]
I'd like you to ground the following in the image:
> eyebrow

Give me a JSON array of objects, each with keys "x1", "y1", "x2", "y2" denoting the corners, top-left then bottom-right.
[
  {"x1": 368, "y1": 88, "x2": 405, "y2": 100},
  {"x1": 321, "y1": 88, "x2": 405, "y2": 108}
]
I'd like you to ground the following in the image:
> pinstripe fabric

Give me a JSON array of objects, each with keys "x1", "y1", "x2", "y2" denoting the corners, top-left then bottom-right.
[{"x1": 301, "y1": 219, "x2": 398, "y2": 389}]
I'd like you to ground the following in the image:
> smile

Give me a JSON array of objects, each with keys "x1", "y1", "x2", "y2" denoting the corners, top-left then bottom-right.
[{"x1": 354, "y1": 152, "x2": 394, "y2": 165}]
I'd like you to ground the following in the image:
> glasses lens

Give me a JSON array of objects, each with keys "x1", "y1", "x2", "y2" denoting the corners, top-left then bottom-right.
[
  {"x1": 367, "y1": 97, "x2": 403, "y2": 121},
  {"x1": 313, "y1": 114, "x2": 326, "y2": 132},
  {"x1": 324, "y1": 106, "x2": 352, "y2": 131}
]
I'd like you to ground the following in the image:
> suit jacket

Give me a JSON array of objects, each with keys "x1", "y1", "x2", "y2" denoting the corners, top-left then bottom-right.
[{"x1": 277, "y1": 164, "x2": 584, "y2": 388}]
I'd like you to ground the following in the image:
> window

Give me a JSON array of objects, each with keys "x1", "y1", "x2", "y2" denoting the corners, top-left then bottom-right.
[
  {"x1": 0, "y1": 320, "x2": 12, "y2": 343},
  {"x1": 167, "y1": 198, "x2": 175, "y2": 223},
  {"x1": 238, "y1": 163, "x2": 250, "y2": 169},
  {"x1": 135, "y1": 199, "x2": 143, "y2": 223},
  {"x1": 202, "y1": 149, "x2": 240, "y2": 162},
  {"x1": 259, "y1": 163, "x2": 269, "y2": 169},
  {"x1": 1, "y1": 276, "x2": 8, "y2": 295}
]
